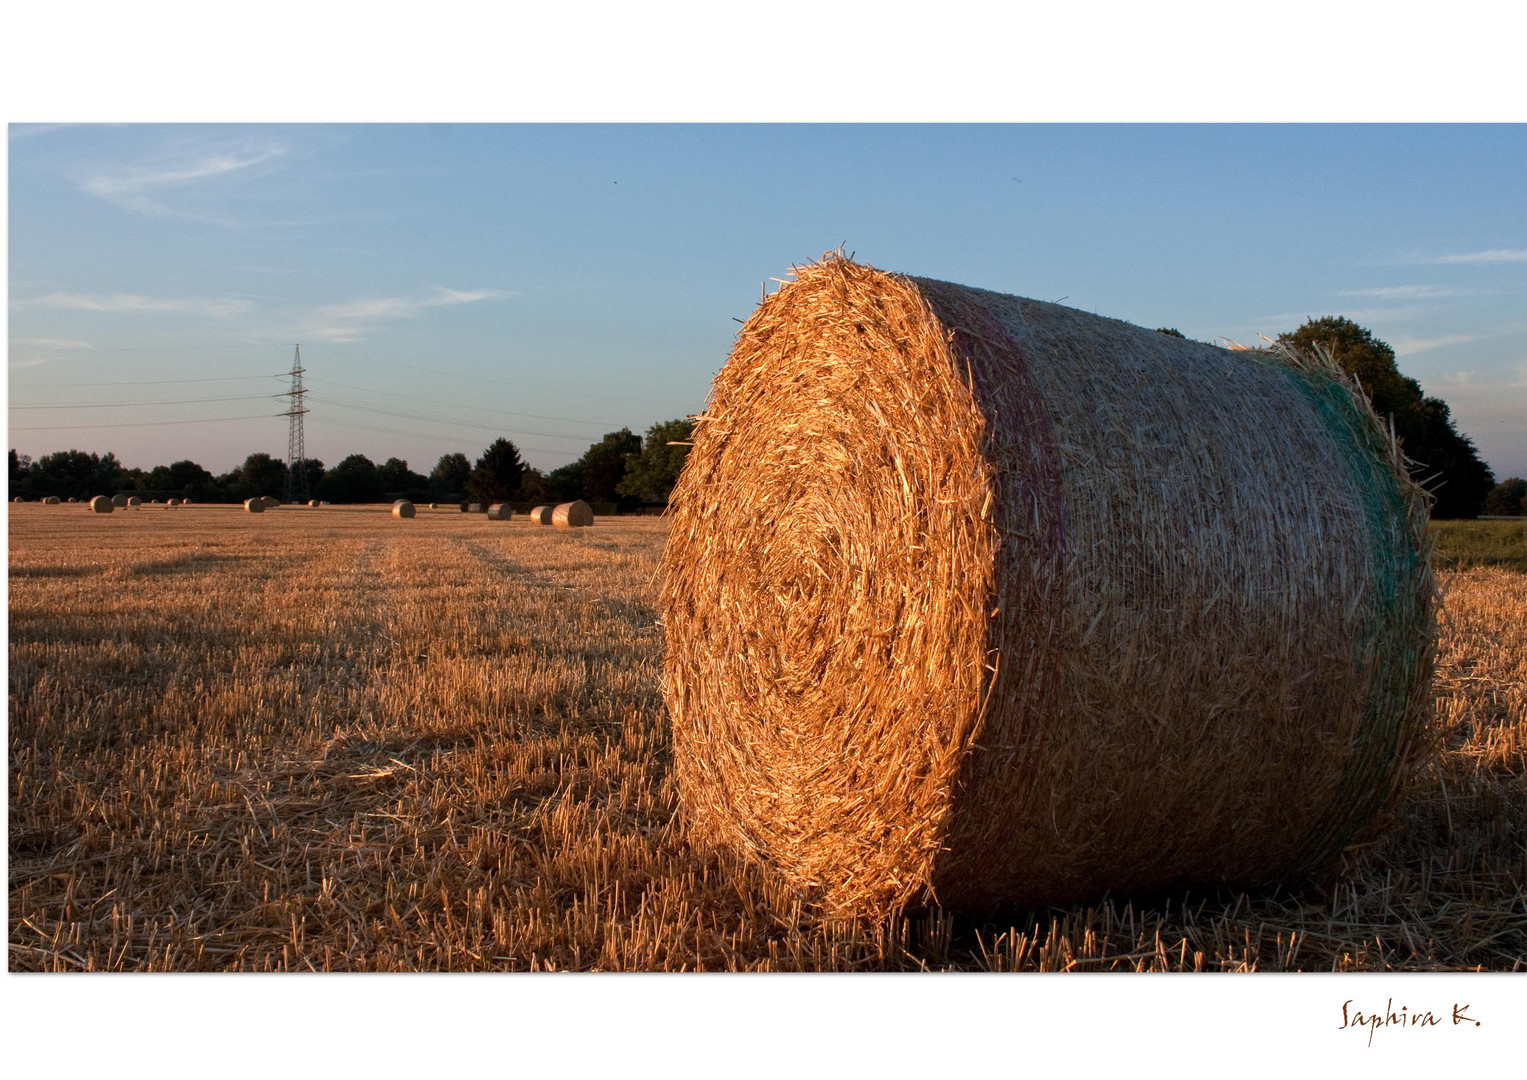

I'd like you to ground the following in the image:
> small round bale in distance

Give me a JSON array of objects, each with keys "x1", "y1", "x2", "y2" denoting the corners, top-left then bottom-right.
[
  {"x1": 551, "y1": 500, "x2": 593, "y2": 528},
  {"x1": 90, "y1": 495, "x2": 114, "y2": 514},
  {"x1": 44, "y1": 496, "x2": 61, "y2": 504},
  {"x1": 243, "y1": 497, "x2": 266, "y2": 514},
  {"x1": 127, "y1": 496, "x2": 142, "y2": 507},
  {"x1": 468, "y1": 502, "x2": 485, "y2": 514},
  {"x1": 392, "y1": 500, "x2": 416, "y2": 519},
  {"x1": 529, "y1": 505, "x2": 554, "y2": 524},
  {"x1": 67, "y1": 497, "x2": 78, "y2": 503},
  {"x1": 11, "y1": 497, "x2": 22, "y2": 503},
  {"x1": 485, "y1": 503, "x2": 513, "y2": 521},
  {"x1": 261, "y1": 496, "x2": 280, "y2": 509},
  {"x1": 661, "y1": 254, "x2": 1436, "y2": 918},
  {"x1": 309, "y1": 499, "x2": 320, "y2": 507},
  {"x1": 111, "y1": 494, "x2": 128, "y2": 508}
]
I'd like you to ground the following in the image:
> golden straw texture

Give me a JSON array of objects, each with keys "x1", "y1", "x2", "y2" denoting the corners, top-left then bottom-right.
[
  {"x1": 486, "y1": 503, "x2": 513, "y2": 521},
  {"x1": 393, "y1": 500, "x2": 416, "y2": 519},
  {"x1": 661, "y1": 254, "x2": 1436, "y2": 918},
  {"x1": 529, "y1": 505, "x2": 554, "y2": 524},
  {"x1": 553, "y1": 501, "x2": 594, "y2": 529}
]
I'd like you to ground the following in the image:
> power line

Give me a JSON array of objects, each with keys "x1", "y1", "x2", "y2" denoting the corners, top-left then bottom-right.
[
  {"x1": 302, "y1": 343, "x2": 679, "y2": 407},
  {"x1": 315, "y1": 415, "x2": 574, "y2": 460},
  {"x1": 9, "y1": 393, "x2": 283, "y2": 410},
  {"x1": 11, "y1": 413, "x2": 276, "y2": 432},
  {"x1": 307, "y1": 393, "x2": 596, "y2": 443},
  {"x1": 301, "y1": 376, "x2": 624, "y2": 428},
  {"x1": 11, "y1": 374, "x2": 287, "y2": 388}
]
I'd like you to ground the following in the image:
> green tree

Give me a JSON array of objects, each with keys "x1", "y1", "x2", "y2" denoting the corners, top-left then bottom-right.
[
  {"x1": 378, "y1": 457, "x2": 425, "y2": 496},
  {"x1": 1277, "y1": 317, "x2": 1495, "y2": 518},
  {"x1": 146, "y1": 459, "x2": 218, "y2": 500},
  {"x1": 467, "y1": 438, "x2": 526, "y2": 503},
  {"x1": 10, "y1": 449, "x2": 31, "y2": 498},
  {"x1": 617, "y1": 418, "x2": 694, "y2": 503},
  {"x1": 575, "y1": 428, "x2": 643, "y2": 504},
  {"x1": 228, "y1": 452, "x2": 289, "y2": 501},
  {"x1": 1483, "y1": 478, "x2": 1527, "y2": 517},
  {"x1": 27, "y1": 449, "x2": 126, "y2": 500},
  {"x1": 430, "y1": 452, "x2": 472, "y2": 497},
  {"x1": 316, "y1": 454, "x2": 384, "y2": 503}
]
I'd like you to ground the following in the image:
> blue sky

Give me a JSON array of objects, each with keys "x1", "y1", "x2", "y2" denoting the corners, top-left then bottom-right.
[{"x1": 8, "y1": 123, "x2": 1526, "y2": 479}]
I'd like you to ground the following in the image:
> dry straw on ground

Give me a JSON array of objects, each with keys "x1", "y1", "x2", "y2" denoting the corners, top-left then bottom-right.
[
  {"x1": 530, "y1": 505, "x2": 554, "y2": 524},
  {"x1": 662, "y1": 254, "x2": 1436, "y2": 918},
  {"x1": 393, "y1": 501, "x2": 416, "y2": 519},
  {"x1": 553, "y1": 501, "x2": 593, "y2": 529},
  {"x1": 486, "y1": 504, "x2": 513, "y2": 521},
  {"x1": 89, "y1": 496, "x2": 113, "y2": 514},
  {"x1": 244, "y1": 498, "x2": 265, "y2": 514}
]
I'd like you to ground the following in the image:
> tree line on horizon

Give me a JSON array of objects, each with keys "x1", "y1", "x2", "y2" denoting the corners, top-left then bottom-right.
[{"x1": 9, "y1": 418, "x2": 696, "y2": 510}]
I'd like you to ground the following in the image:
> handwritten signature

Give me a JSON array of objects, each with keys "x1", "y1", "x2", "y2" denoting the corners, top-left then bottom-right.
[{"x1": 1340, "y1": 999, "x2": 1481, "y2": 1046}]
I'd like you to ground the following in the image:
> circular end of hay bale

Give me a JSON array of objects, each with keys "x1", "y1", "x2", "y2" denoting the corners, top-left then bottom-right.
[
  {"x1": 429, "y1": 502, "x2": 438, "y2": 509},
  {"x1": 551, "y1": 500, "x2": 593, "y2": 528},
  {"x1": 44, "y1": 496, "x2": 61, "y2": 504},
  {"x1": 90, "y1": 495, "x2": 114, "y2": 514},
  {"x1": 392, "y1": 500, "x2": 416, "y2": 518},
  {"x1": 243, "y1": 497, "x2": 266, "y2": 514},
  {"x1": 127, "y1": 496, "x2": 142, "y2": 506},
  {"x1": 485, "y1": 503, "x2": 513, "y2": 521},
  {"x1": 309, "y1": 499, "x2": 320, "y2": 507},
  {"x1": 529, "y1": 505, "x2": 553, "y2": 524},
  {"x1": 110, "y1": 494, "x2": 128, "y2": 508},
  {"x1": 661, "y1": 255, "x2": 1435, "y2": 918}
]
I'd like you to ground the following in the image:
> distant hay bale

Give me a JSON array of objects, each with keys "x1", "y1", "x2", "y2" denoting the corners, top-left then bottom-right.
[
  {"x1": 11, "y1": 497, "x2": 22, "y2": 503},
  {"x1": 127, "y1": 496, "x2": 142, "y2": 507},
  {"x1": 468, "y1": 502, "x2": 485, "y2": 513},
  {"x1": 392, "y1": 500, "x2": 416, "y2": 519},
  {"x1": 244, "y1": 498, "x2": 266, "y2": 514},
  {"x1": 430, "y1": 502, "x2": 438, "y2": 509},
  {"x1": 261, "y1": 496, "x2": 280, "y2": 509},
  {"x1": 166, "y1": 498, "x2": 180, "y2": 507},
  {"x1": 485, "y1": 503, "x2": 513, "y2": 521},
  {"x1": 528, "y1": 505, "x2": 554, "y2": 524},
  {"x1": 67, "y1": 497, "x2": 78, "y2": 503},
  {"x1": 90, "y1": 496, "x2": 113, "y2": 514},
  {"x1": 309, "y1": 499, "x2": 320, "y2": 507},
  {"x1": 111, "y1": 495, "x2": 128, "y2": 508},
  {"x1": 44, "y1": 496, "x2": 61, "y2": 504},
  {"x1": 661, "y1": 254, "x2": 1436, "y2": 918},
  {"x1": 552, "y1": 500, "x2": 593, "y2": 528}
]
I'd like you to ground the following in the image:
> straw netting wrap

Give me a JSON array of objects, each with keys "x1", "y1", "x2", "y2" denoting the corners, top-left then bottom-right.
[
  {"x1": 529, "y1": 505, "x2": 554, "y2": 524},
  {"x1": 660, "y1": 255, "x2": 1436, "y2": 918},
  {"x1": 552, "y1": 500, "x2": 593, "y2": 528}
]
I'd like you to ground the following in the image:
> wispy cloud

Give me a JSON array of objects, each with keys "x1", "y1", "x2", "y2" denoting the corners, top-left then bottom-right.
[
  {"x1": 1402, "y1": 248, "x2": 1527, "y2": 266},
  {"x1": 15, "y1": 292, "x2": 253, "y2": 318},
  {"x1": 79, "y1": 143, "x2": 288, "y2": 220},
  {"x1": 9, "y1": 357, "x2": 47, "y2": 370},
  {"x1": 305, "y1": 287, "x2": 513, "y2": 342},
  {"x1": 1389, "y1": 333, "x2": 1481, "y2": 356},
  {"x1": 1338, "y1": 284, "x2": 1470, "y2": 300},
  {"x1": 8, "y1": 336, "x2": 94, "y2": 350}
]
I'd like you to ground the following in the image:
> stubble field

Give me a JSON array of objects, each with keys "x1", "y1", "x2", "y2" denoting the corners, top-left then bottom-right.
[{"x1": 8, "y1": 504, "x2": 1525, "y2": 971}]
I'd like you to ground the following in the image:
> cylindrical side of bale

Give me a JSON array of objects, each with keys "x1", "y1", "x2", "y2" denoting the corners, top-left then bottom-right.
[
  {"x1": 552, "y1": 500, "x2": 593, "y2": 528},
  {"x1": 660, "y1": 255, "x2": 1436, "y2": 918},
  {"x1": 90, "y1": 496, "x2": 114, "y2": 514},
  {"x1": 393, "y1": 500, "x2": 416, "y2": 518},
  {"x1": 244, "y1": 497, "x2": 266, "y2": 514},
  {"x1": 166, "y1": 498, "x2": 179, "y2": 506},
  {"x1": 127, "y1": 496, "x2": 142, "y2": 506},
  {"x1": 67, "y1": 497, "x2": 79, "y2": 503},
  {"x1": 44, "y1": 496, "x2": 61, "y2": 504},
  {"x1": 486, "y1": 503, "x2": 513, "y2": 521},
  {"x1": 468, "y1": 502, "x2": 485, "y2": 513},
  {"x1": 261, "y1": 496, "x2": 280, "y2": 508},
  {"x1": 308, "y1": 499, "x2": 320, "y2": 507},
  {"x1": 529, "y1": 505, "x2": 554, "y2": 524},
  {"x1": 11, "y1": 497, "x2": 22, "y2": 503}
]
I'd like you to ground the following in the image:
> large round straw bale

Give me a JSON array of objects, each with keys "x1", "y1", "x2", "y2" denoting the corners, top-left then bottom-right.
[
  {"x1": 111, "y1": 494, "x2": 128, "y2": 508},
  {"x1": 44, "y1": 496, "x2": 61, "y2": 504},
  {"x1": 127, "y1": 496, "x2": 142, "y2": 507},
  {"x1": 485, "y1": 503, "x2": 513, "y2": 521},
  {"x1": 552, "y1": 500, "x2": 593, "y2": 528},
  {"x1": 261, "y1": 496, "x2": 280, "y2": 509},
  {"x1": 393, "y1": 500, "x2": 416, "y2": 518},
  {"x1": 309, "y1": 499, "x2": 321, "y2": 507},
  {"x1": 90, "y1": 495, "x2": 113, "y2": 514},
  {"x1": 244, "y1": 497, "x2": 266, "y2": 514},
  {"x1": 528, "y1": 505, "x2": 554, "y2": 524},
  {"x1": 661, "y1": 255, "x2": 1436, "y2": 918}
]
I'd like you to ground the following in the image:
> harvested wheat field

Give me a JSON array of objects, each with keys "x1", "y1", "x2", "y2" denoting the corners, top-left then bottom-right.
[{"x1": 7, "y1": 504, "x2": 1525, "y2": 971}]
